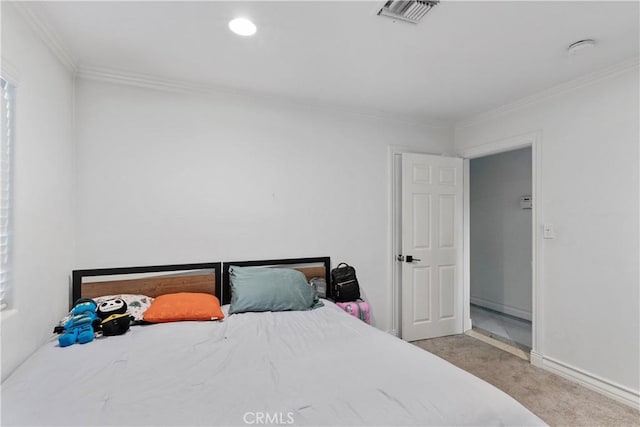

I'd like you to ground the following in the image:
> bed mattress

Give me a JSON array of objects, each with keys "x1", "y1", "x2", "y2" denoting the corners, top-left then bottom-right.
[{"x1": 2, "y1": 300, "x2": 545, "y2": 426}]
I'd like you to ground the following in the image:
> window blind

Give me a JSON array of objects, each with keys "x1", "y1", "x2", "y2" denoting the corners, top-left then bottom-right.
[{"x1": 0, "y1": 77, "x2": 14, "y2": 311}]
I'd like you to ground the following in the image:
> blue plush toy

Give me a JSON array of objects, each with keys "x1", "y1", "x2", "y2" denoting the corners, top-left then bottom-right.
[{"x1": 58, "y1": 298, "x2": 100, "y2": 347}]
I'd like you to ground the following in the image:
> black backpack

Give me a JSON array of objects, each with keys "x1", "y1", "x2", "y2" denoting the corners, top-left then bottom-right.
[{"x1": 331, "y1": 263, "x2": 361, "y2": 302}]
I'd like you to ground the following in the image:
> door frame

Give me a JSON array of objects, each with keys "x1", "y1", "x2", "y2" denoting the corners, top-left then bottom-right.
[{"x1": 458, "y1": 131, "x2": 542, "y2": 355}]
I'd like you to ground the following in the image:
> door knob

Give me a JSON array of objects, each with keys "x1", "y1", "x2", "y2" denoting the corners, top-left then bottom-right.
[{"x1": 406, "y1": 255, "x2": 421, "y2": 263}]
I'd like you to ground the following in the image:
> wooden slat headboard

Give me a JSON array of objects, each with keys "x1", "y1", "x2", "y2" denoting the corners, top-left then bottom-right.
[
  {"x1": 72, "y1": 258, "x2": 330, "y2": 309},
  {"x1": 71, "y1": 262, "x2": 222, "y2": 309},
  {"x1": 222, "y1": 257, "x2": 331, "y2": 305}
]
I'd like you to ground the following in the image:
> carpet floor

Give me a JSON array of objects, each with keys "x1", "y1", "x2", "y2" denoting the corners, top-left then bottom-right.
[{"x1": 412, "y1": 335, "x2": 639, "y2": 427}]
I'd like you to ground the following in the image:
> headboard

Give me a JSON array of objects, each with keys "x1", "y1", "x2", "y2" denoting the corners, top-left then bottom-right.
[
  {"x1": 222, "y1": 257, "x2": 331, "y2": 305},
  {"x1": 71, "y1": 262, "x2": 222, "y2": 310}
]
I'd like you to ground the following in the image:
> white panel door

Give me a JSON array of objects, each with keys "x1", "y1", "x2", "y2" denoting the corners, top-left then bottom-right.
[{"x1": 401, "y1": 153, "x2": 463, "y2": 341}]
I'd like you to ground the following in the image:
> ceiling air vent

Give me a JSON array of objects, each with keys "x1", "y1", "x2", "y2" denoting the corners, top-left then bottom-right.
[{"x1": 377, "y1": 0, "x2": 439, "y2": 24}]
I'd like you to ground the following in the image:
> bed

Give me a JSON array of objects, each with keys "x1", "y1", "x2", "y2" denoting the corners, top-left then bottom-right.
[{"x1": 1, "y1": 257, "x2": 545, "y2": 426}]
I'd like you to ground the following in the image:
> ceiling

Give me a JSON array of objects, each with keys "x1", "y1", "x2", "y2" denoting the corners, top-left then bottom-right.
[{"x1": 18, "y1": 1, "x2": 640, "y2": 122}]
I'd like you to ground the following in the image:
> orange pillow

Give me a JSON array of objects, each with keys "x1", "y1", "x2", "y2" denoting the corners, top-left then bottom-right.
[{"x1": 143, "y1": 292, "x2": 224, "y2": 323}]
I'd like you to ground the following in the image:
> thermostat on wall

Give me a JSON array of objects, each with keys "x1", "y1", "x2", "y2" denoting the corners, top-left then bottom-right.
[{"x1": 520, "y1": 196, "x2": 532, "y2": 209}]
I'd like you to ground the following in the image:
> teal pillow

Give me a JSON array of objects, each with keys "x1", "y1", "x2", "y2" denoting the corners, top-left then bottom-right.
[{"x1": 229, "y1": 266, "x2": 323, "y2": 315}]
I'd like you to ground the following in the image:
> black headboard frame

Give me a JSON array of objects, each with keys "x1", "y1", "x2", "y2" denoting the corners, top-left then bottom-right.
[{"x1": 71, "y1": 262, "x2": 222, "y2": 310}]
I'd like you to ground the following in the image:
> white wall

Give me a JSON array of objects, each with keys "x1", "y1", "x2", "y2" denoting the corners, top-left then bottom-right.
[
  {"x1": 73, "y1": 78, "x2": 453, "y2": 333},
  {"x1": 456, "y1": 67, "x2": 639, "y2": 396},
  {"x1": 470, "y1": 147, "x2": 532, "y2": 320},
  {"x1": 0, "y1": 4, "x2": 75, "y2": 380}
]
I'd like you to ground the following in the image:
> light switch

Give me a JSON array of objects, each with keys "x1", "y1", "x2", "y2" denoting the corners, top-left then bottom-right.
[{"x1": 543, "y1": 224, "x2": 555, "y2": 239}]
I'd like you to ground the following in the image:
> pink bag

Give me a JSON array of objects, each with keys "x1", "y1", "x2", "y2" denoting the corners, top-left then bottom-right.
[{"x1": 336, "y1": 300, "x2": 370, "y2": 324}]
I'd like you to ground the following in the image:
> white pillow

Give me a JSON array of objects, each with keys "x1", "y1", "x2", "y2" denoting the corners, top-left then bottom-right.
[{"x1": 94, "y1": 294, "x2": 154, "y2": 323}]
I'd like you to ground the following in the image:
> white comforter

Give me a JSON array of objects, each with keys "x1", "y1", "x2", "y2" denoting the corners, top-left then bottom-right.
[{"x1": 2, "y1": 301, "x2": 545, "y2": 426}]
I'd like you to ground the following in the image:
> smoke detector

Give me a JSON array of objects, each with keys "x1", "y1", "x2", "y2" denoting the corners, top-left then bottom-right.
[{"x1": 377, "y1": 0, "x2": 439, "y2": 24}]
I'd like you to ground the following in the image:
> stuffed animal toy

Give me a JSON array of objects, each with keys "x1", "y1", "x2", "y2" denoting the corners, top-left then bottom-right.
[
  {"x1": 96, "y1": 297, "x2": 132, "y2": 336},
  {"x1": 58, "y1": 298, "x2": 100, "y2": 347},
  {"x1": 96, "y1": 298, "x2": 127, "y2": 318}
]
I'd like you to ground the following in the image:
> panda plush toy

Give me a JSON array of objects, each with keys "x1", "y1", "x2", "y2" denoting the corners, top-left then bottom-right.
[{"x1": 96, "y1": 298, "x2": 132, "y2": 336}]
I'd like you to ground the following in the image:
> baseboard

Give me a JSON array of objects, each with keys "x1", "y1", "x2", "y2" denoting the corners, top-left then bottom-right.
[
  {"x1": 387, "y1": 329, "x2": 398, "y2": 337},
  {"x1": 530, "y1": 350, "x2": 639, "y2": 410},
  {"x1": 529, "y1": 350, "x2": 544, "y2": 367},
  {"x1": 470, "y1": 296, "x2": 532, "y2": 321}
]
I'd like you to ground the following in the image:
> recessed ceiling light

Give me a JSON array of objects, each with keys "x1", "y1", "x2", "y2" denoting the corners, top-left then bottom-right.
[
  {"x1": 567, "y1": 39, "x2": 596, "y2": 55},
  {"x1": 229, "y1": 18, "x2": 257, "y2": 36}
]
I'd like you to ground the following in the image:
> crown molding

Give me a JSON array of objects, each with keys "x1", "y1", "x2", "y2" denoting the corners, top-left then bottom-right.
[
  {"x1": 7, "y1": 0, "x2": 448, "y2": 128},
  {"x1": 76, "y1": 65, "x2": 227, "y2": 97},
  {"x1": 456, "y1": 56, "x2": 640, "y2": 129},
  {"x1": 75, "y1": 65, "x2": 453, "y2": 129},
  {"x1": 11, "y1": 2, "x2": 77, "y2": 72}
]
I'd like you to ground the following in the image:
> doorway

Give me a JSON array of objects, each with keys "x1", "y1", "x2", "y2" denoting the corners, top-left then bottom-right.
[
  {"x1": 469, "y1": 147, "x2": 532, "y2": 351},
  {"x1": 391, "y1": 132, "x2": 540, "y2": 355}
]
